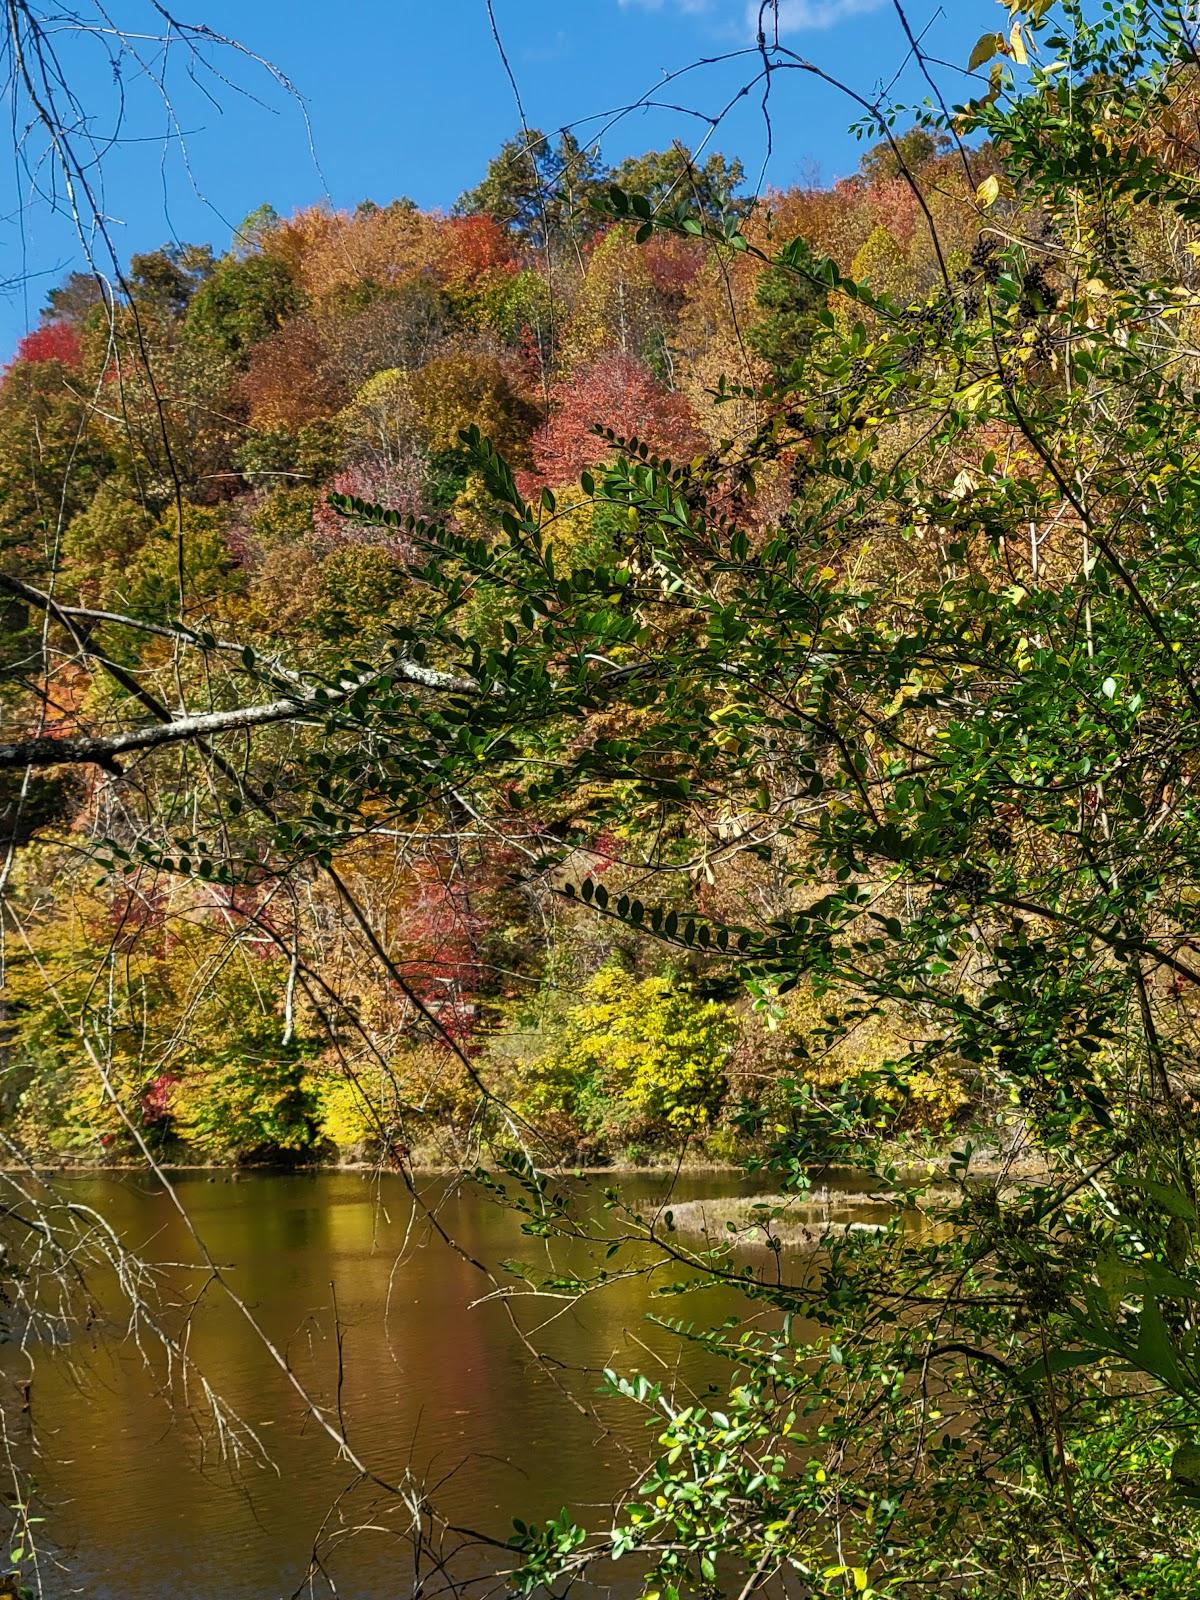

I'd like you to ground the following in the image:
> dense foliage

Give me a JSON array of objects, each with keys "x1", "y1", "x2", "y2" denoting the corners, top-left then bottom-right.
[
  {"x1": 13, "y1": 2, "x2": 1200, "y2": 1595},
  {"x1": 0, "y1": 90, "x2": 990, "y2": 1167}
]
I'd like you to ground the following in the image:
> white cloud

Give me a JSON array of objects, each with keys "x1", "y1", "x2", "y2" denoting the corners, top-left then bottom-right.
[
  {"x1": 751, "y1": 0, "x2": 886, "y2": 28},
  {"x1": 619, "y1": 0, "x2": 886, "y2": 29}
]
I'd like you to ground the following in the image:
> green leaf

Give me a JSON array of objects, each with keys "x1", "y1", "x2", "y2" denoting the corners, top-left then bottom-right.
[
  {"x1": 1172, "y1": 1442, "x2": 1200, "y2": 1490},
  {"x1": 1136, "y1": 1179, "x2": 1198, "y2": 1223},
  {"x1": 1136, "y1": 1296, "x2": 1190, "y2": 1395}
]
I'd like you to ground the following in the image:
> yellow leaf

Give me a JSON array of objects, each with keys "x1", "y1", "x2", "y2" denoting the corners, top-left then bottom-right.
[
  {"x1": 1009, "y1": 21, "x2": 1028, "y2": 65},
  {"x1": 976, "y1": 174, "x2": 1001, "y2": 208},
  {"x1": 968, "y1": 31, "x2": 1002, "y2": 71},
  {"x1": 853, "y1": 1572, "x2": 869, "y2": 1593},
  {"x1": 958, "y1": 376, "x2": 995, "y2": 411}
]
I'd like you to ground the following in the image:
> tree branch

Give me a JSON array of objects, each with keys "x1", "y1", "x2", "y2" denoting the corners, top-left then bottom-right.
[{"x1": 1, "y1": 695, "x2": 341, "y2": 771}]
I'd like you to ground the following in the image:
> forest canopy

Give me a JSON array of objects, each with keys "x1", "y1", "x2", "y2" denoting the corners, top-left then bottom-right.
[{"x1": 0, "y1": 97, "x2": 986, "y2": 1166}]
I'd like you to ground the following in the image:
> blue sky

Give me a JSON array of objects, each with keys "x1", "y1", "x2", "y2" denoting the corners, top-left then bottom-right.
[{"x1": 1, "y1": 0, "x2": 1002, "y2": 354}]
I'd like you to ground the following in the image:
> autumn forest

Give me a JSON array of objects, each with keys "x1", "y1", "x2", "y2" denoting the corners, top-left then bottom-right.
[
  {"x1": 1, "y1": 119, "x2": 988, "y2": 1167},
  {"x1": 7, "y1": 1, "x2": 1200, "y2": 1596}
]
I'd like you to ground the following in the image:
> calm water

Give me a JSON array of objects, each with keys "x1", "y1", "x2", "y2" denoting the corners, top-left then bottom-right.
[{"x1": 5, "y1": 1170, "x2": 863, "y2": 1599}]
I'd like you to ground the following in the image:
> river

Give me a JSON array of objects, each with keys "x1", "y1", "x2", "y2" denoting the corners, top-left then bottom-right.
[{"x1": 6, "y1": 1169, "x2": 879, "y2": 1599}]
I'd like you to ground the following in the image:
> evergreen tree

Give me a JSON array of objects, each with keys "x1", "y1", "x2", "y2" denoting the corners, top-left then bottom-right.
[
  {"x1": 746, "y1": 242, "x2": 827, "y2": 376},
  {"x1": 455, "y1": 128, "x2": 606, "y2": 247}
]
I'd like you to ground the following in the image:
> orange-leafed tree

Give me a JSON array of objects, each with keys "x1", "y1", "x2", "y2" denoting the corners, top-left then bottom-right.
[{"x1": 240, "y1": 318, "x2": 346, "y2": 433}]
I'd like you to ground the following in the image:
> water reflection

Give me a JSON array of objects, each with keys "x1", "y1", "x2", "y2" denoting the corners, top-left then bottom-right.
[{"x1": 7, "y1": 1170, "x2": 827, "y2": 1599}]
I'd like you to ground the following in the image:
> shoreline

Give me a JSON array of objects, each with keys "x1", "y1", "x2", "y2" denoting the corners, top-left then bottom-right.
[
  {"x1": 0, "y1": 1147, "x2": 1050, "y2": 1182},
  {"x1": 0, "y1": 1158, "x2": 748, "y2": 1176}
]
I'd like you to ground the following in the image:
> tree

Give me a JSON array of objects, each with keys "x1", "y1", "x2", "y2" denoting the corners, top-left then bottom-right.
[
  {"x1": 433, "y1": 214, "x2": 519, "y2": 289},
  {"x1": 561, "y1": 227, "x2": 664, "y2": 367},
  {"x1": 456, "y1": 128, "x2": 606, "y2": 247},
  {"x1": 334, "y1": 349, "x2": 537, "y2": 505},
  {"x1": 524, "y1": 963, "x2": 735, "y2": 1143},
  {"x1": 331, "y1": 368, "x2": 426, "y2": 515},
  {"x1": 849, "y1": 222, "x2": 916, "y2": 301},
  {"x1": 407, "y1": 347, "x2": 538, "y2": 462},
  {"x1": 43, "y1": 270, "x2": 106, "y2": 327},
  {"x1": 264, "y1": 200, "x2": 440, "y2": 305},
  {"x1": 239, "y1": 317, "x2": 345, "y2": 433},
  {"x1": 0, "y1": 351, "x2": 111, "y2": 570},
  {"x1": 127, "y1": 243, "x2": 215, "y2": 319},
  {"x1": 858, "y1": 123, "x2": 952, "y2": 183},
  {"x1": 78, "y1": 315, "x2": 241, "y2": 505},
  {"x1": 319, "y1": 277, "x2": 449, "y2": 385},
  {"x1": 746, "y1": 242, "x2": 828, "y2": 376},
  {"x1": 610, "y1": 146, "x2": 746, "y2": 220},
  {"x1": 11, "y1": 320, "x2": 80, "y2": 368},
  {"x1": 523, "y1": 349, "x2": 701, "y2": 490},
  {"x1": 185, "y1": 252, "x2": 301, "y2": 362}
]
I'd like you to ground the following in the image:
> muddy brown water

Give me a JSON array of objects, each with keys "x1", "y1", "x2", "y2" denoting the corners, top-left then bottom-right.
[{"x1": 4, "y1": 1169, "x2": 887, "y2": 1599}]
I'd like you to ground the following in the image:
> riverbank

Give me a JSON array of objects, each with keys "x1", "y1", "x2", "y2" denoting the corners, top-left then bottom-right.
[{"x1": 0, "y1": 1137, "x2": 1049, "y2": 1183}]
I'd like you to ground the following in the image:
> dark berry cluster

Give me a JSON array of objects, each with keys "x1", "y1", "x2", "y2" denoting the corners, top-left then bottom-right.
[{"x1": 968, "y1": 233, "x2": 1003, "y2": 283}]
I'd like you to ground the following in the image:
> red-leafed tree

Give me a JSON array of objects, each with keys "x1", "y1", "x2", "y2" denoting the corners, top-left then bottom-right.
[
  {"x1": 522, "y1": 350, "x2": 702, "y2": 493},
  {"x1": 434, "y1": 214, "x2": 518, "y2": 290},
  {"x1": 12, "y1": 320, "x2": 81, "y2": 368},
  {"x1": 312, "y1": 463, "x2": 422, "y2": 549},
  {"x1": 640, "y1": 234, "x2": 705, "y2": 300},
  {"x1": 394, "y1": 859, "x2": 489, "y2": 1045}
]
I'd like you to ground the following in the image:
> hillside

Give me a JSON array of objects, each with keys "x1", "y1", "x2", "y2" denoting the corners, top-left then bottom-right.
[{"x1": 0, "y1": 131, "x2": 993, "y2": 1166}]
